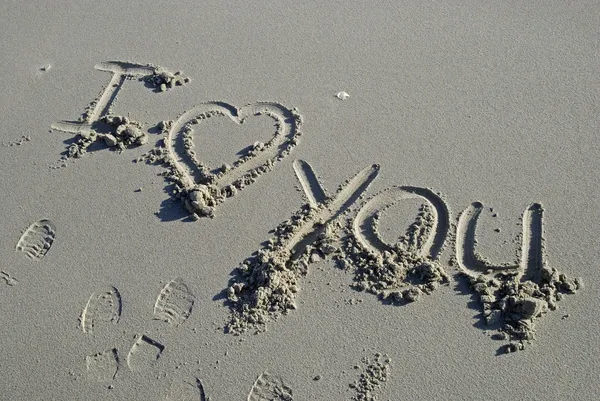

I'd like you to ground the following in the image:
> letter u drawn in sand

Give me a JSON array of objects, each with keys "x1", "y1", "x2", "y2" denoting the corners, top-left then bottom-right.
[{"x1": 455, "y1": 202, "x2": 582, "y2": 352}]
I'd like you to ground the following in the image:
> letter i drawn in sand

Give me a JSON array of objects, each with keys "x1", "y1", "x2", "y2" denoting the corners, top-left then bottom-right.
[
  {"x1": 455, "y1": 202, "x2": 582, "y2": 353},
  {"x1": 51, "y1": 62, "x2": 155, "y2": 138},
  {"x1": 50, "y1": 61, "x2": 190, "y2": 164},
  {"x1": 225, "y1": 160, "x2": 380, "y2": 334}
]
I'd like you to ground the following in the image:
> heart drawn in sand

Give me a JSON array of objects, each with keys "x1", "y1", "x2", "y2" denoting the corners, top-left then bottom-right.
[{"x1": 164, "y1": 101, "x2": 303, "y2": 218}]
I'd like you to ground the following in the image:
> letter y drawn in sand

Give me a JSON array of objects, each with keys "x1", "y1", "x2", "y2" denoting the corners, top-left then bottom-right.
[{"x1": 226, "y1": 160, "x2": 379, "y2": 334}]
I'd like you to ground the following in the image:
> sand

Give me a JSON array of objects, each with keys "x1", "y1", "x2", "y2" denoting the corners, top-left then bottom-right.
[{"x1": 1, "y1": 1, "x2": 599, "y2": 400}]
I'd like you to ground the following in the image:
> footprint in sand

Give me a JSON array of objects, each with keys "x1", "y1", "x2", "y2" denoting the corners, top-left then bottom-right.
[
  {"x1": 79, "y1": 278, "x2": 205, "y2": 398},
  {"x1": 247, "y1": 371, "x2": 293, "y2": 401},
  {"x1": 2, "y1": 218, "x2": 58, "y2": 287},
  {"x1": 16, "y1": 219, "x2": 57, "y2": 261}
]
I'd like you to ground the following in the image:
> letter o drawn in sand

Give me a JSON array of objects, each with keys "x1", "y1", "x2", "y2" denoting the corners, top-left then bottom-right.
[
  {"x1": 348, "y1": 186, "x2": 451, "y2": 302},
  {"x1": 353, "y1": 186, "x2": 450, "y2": 260},
  {"x1": 154, "y1": 278, "x2": 195, "y2": 326},
  {"x1": 165, "y1": 101, "x2": 302, "y2": 219}
]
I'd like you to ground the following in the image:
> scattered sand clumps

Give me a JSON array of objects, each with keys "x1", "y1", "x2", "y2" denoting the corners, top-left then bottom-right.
[
  {"x1": 224, "y1": 191, "x2": 451, "y2": 334},
  {"x1": 66, "y1": 115, "x2": 147, "y2": 159},
  {"x1": 350, "y1": 353, "x2": 391, "y2": 401},
  {"x1": 469, "y1": 267, "x2": 582, "y2": 353},
  {"x1": 225, "y1": 204, "x2": 335, "y2": 335},
  {"x1": 143, "y1": 66, "x2": 190, "y2": 92}
]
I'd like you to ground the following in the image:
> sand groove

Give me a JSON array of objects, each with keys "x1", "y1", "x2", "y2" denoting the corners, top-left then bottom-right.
[
  {"x1": 455, "y1": 202, "x2": 545, "y2": 279},
  {"x1": 343, "y1": 186, "x2": 451, "y2": 303},
  {"x1": 51, "y1": 61, "x2": 156, "y2": 137},
  {"x1": 292, "y1": 159, "x2": 327, "y2": 207},
  {"x1": 158, "y1": 101, "x2": 302, "y2": 219},
  {"x1": 16, "y1": 219, "x2": 56, "y2": 260},
  {"x1": 353, "y1": 186, "x2": 449, "y2": 260},
  {"x1": 285, "y1": 163, "x2": 380, "y2": 255},
  {"x1": 456, "y1": 202, "x2": 582, "y2": 352},
  {"x1": 226, "y1": 163, "x2": 379, "y2": 334}
]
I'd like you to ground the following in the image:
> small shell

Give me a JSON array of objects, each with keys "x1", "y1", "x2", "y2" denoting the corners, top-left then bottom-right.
[{"x1": 336, "y1": 91, "x2": 350, "y2": 100}]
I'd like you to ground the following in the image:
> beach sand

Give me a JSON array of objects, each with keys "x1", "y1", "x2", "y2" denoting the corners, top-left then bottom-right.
[{"x1": 1, "y1": 1, "x2": 599, "y2": 399}]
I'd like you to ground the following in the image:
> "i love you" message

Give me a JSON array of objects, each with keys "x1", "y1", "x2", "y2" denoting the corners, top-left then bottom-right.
[{"x1": 52, "y1": 61, "x2": 582, "y2": 355}]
